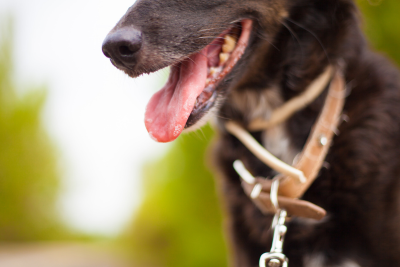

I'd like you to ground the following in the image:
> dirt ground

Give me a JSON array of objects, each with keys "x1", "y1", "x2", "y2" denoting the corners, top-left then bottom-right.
[{"x1": 0, "y1": 242, "x2": 130, "y2": 267}]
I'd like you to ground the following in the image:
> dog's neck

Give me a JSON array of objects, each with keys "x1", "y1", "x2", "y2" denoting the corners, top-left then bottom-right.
[
  {"x1": 227, "y1": 86, "x2": 300, "y2": 166},
  {"x1": 216, "y1": 0, "x2": 365, "y2": 169}
]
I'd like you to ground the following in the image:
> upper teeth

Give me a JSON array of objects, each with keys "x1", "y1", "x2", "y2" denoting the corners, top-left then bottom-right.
[
  {"x1": 219, "y1": 53, "x2": 229, "y2": 65},
  {"x1": 222, "y1": 35, "x2": 236, "y2": 53},
  {"x1": 209, "y1": 67, "x2": 218, "y2": 76}
]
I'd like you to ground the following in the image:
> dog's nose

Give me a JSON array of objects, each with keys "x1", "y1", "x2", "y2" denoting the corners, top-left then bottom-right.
[{"x1": 102, "y1": 28, "x2": 142, "y2": 65}]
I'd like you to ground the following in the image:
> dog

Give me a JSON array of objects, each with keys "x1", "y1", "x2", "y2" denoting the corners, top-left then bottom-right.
[{"x1": 102, "y1": 0, "x2": 400, "y2": 266}]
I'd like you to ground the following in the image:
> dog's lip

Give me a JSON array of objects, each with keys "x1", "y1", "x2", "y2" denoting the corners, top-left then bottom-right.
[
  {"x1": 185, "y1": 19, "x2": 253, "y2": 129},
  {"x1": 144, "y1": 19, "x2": 253, "y2": 142},
  {"x1": 110, "y1": 58, "x2": 135, "y2": 74}
]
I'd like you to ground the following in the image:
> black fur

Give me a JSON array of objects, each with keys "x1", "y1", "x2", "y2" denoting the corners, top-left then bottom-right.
[{"x1": 103, "y1": 0, "x2": 400, "y2": 266}]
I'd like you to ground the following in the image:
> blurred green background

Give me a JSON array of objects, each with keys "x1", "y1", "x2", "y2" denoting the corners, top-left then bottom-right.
[
  {"x1": 0, "y1": 0, "x2": 399, "y2": 266},
  {"x1": 0, "y1": 20, "x2": 70, "y2": 241}
]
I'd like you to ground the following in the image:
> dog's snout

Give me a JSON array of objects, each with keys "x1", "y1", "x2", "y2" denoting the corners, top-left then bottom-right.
[{"x1": 102, "y1": 28, "x2": 142, "y2": 66}]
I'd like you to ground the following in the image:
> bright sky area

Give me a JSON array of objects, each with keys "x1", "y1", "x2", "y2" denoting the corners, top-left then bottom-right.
[{"x1": 0, "y1": 0, "x2": 171, "y2": 236}]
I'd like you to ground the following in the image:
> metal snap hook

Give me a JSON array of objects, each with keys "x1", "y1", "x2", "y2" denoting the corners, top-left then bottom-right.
[
  {"x1": 259, "y1": 252, "x2": 289, "y2": 267},
  {"x1": 259, "y1": 209, "x2": 289, "y2": 267}
]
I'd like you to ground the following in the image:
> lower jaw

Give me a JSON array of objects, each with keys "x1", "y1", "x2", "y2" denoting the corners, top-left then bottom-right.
[{"x1": 185, "y1": 92, "x2": 218, "y2": 128}]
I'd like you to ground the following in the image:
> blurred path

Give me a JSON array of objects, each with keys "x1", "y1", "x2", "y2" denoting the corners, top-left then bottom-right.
[{"x1": 0, "y1": 242, "x2": 130, "y2": 267}]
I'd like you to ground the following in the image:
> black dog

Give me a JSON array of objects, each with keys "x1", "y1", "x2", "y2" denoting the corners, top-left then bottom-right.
[{"x1": 102, "y1": 0, "x2": 400, "y2": 266}]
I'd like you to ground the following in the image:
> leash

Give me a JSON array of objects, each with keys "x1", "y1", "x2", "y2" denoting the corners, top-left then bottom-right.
[{"x1": 225, "y1": 65, "x2": 346, "y2": 267}]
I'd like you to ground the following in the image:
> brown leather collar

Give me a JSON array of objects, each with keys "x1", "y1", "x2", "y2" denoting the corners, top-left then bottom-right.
[{"x1": 225, "y1": 67, "x2": 346, "y2": 220}]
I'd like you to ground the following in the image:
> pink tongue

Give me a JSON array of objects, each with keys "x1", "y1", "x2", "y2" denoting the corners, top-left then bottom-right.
[{"x1": 144, "y1": 51, "x2": 208, "y2": 142}]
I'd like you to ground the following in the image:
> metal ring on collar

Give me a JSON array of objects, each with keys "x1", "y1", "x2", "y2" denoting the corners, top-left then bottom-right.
[{"x1": 270, "y1": 177, "x2": 281, "y2": 212}]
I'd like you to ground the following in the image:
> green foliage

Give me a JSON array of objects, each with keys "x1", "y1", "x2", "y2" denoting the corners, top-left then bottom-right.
[
  {"x1": 123, "y1": 126, "x2": 228, "y2": 267},
  {"x1": 0, "y1": 19, "x2": 65, "y2": 241},
  {"x1": 357, "y1": 0, "x2": 400, "y2": 65}
]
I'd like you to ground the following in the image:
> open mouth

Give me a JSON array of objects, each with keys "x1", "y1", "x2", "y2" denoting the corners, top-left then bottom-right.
[{"x1": 145, "y1": 19, "x2": 253, "y2": 142}]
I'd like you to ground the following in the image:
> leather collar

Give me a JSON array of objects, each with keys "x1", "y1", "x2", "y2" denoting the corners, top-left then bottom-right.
[{"x1": 225, "y1": 66, "x2": 346, "y2": 220}]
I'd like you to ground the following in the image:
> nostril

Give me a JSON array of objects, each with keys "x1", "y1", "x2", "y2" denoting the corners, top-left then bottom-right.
[
  {"x1": 118, "y1": 40, "x2": 142, "y2": 58},
  {"x1": 102, "y1": 27, "x2": 142, "y2": 63},
  {"x1": 119, "y1": 45, "x2": 135, "y2": 56}
]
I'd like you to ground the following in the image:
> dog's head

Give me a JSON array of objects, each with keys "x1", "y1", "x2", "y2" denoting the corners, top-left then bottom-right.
[{"x1": 102, "y1": 0, "x2": 338, "y2": 142}]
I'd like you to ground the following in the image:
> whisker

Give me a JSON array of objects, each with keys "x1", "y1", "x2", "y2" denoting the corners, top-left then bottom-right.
[
  {"x1": 185, "y1": 56, "x2": 198, "y2": 67},
  {"x1": 229, "y1": 20, "x2": 243, "y2": 25},
  {"x1": 198, "y1": 37, "x2": 226, "y2": 39},
  {"x1": 214, "y1": 114, "x2": 230, "y2": 120},
  {"x1": 286, "y1": 18, "x2": 330, "y2": 64},
  {"x1": 197, "y1": 127, "x2": 207, "y2": 141},
  {"x1": 199, "y1": 27, "x2": 233, "y2": 32},
  {"x1": 281, "y1": 21, "x2": 304, "y2": 64},
  {"x1": 199, "y1": 23, "x2": 242, "y2": 33},
  {"x1": 255, "y1": 30, "x2": 280, "y2": 52}
]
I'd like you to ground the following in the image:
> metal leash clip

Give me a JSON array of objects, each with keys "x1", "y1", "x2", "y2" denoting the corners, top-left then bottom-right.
[
  {"x1": 259, "y1": 178, "x2": 289, "y2": 267},
  {"x1": 232, "y1": 161, "x2": 289, "y2": 267}
]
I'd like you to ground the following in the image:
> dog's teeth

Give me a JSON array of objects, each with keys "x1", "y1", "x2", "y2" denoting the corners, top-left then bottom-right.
[
  {"x1": 219, "y1": 53, "x2": 230, "y2": 65},
  {"x1": 206, "y1": 78, "x2": 211, "y2": 84},
  {"x1": 209, "y1": 67, "x2": 218, "y2": 76},
  {"x1": 222, "y1": 35, "x2": 236, "y2": 53}
]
